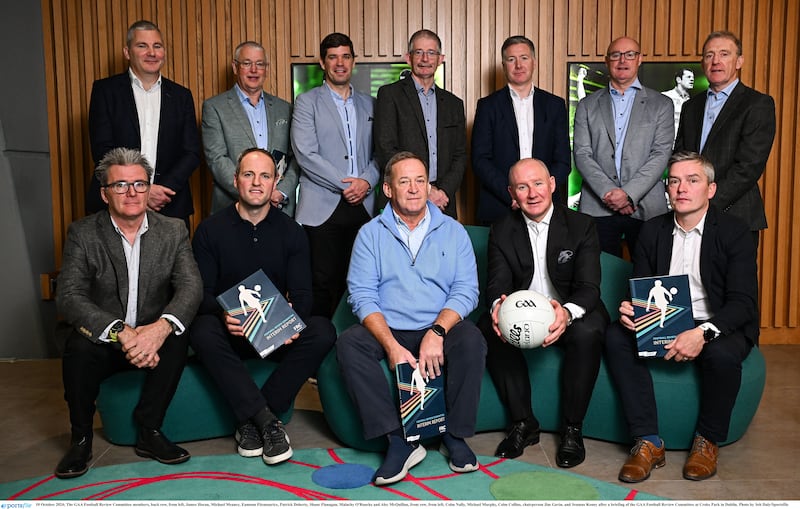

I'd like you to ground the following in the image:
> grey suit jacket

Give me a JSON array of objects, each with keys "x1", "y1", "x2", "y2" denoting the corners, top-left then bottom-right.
[
  {"x1": 291, "y1": 84, "x2": 379, "y2": 227},
  {"x1": 56, "y1": 211, "x2": 202, "y2": 343},
  {"x1": 202, "y1": 87, "x2": 299, "y2": 215},
  {"x1": 574, "y1": 85, "x2": 674, "y2": 221}
]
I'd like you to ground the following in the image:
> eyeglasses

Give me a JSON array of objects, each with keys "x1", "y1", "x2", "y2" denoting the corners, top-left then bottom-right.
[
  {"x1": 606, "y1": 51, "x2": 640, "y2": 61},
  {"x1": 235, "y1": 60, "x2": 268, "y2": 70},
  {"x1": 102, "y1": 180, "x2": 151, "y2": 194},
  {"x1": 410, "y1": 49, "x2": 441, "y2": 58}
]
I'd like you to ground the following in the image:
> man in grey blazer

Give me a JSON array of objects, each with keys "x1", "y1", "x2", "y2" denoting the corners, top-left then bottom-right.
[
  {"x1": 55, "y1": 148, "x2": 202, "y2": 479},
  {"x1": 202, "y1": 41, "x2": 299, "y2": 216},
  {"x1": 573, "y1": 37, "x2": 674, "y2": 257},
  {"x1": 291, "y1": 32, "x2": 380, "y2": 318}
]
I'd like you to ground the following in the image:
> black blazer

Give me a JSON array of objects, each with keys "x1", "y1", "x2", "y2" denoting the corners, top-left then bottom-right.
[
  {"x1": 87, "y1": 72, "x2": 201, "y2": 220},
  {"x1": 633, "y1": 206, "x2": 759, "y2": 345},
  {"x1": 472, "y1": 86, "x2": 570, "y2": 223},
  {"x1": 487, "y1": 205, "x2": 607, "y2": 322},
  {"x1": 373, "y1": 76, "x2": 466, "y2": 217},
  {"x1": 674, "y1": 81, "x2": 775, "y2": 231}
]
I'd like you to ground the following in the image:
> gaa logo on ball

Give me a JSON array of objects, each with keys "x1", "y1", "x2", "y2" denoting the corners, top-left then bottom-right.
[{"x1": 497, "y1": 290, "x2": 555, "y2": 349}]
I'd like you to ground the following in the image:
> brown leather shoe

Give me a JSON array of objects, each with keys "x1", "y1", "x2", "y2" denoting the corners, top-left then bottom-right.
[
  {"x1": 618, "y1": 438, "x2": 666, "y2": 483},
  {"x1": 683, "y1": 435, "x2": 719, "y2": 481}
]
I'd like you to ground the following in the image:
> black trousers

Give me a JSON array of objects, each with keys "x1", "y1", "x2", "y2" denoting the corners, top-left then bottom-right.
[
  {"x1": 188, "y1": 314, "x2": 336, "y2": 423},
  {"x1": 304, "y1": 197, "x2": 371, "y2": 318},
  {"x1": 481, "y1": 308, "x2": 607, "y2": 426},
  {"x1": 337, "y1": 320, "x2": 486, "y2": 440},
  {"x1": 61, "y1": 329, "x2": 188, "y2": 439},
  {"x1": 604, "y1": 321, "x2": 752, "y2": 443},
  {"x1": 594, "y1": 215, "x2": 644, "y2": 258}
]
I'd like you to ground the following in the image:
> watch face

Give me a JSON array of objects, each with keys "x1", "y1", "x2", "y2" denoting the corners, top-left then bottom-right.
[
  {"x1": 431, "y1": 324, "x2": 446, "y2": 337},
  {"x1": 703, "y1": 328, "x2": 715, "y2": 340}
]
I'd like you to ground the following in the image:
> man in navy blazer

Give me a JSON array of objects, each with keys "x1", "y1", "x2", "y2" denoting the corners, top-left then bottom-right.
[
  {"x1": 480, "y1": 158, "x2": 609, "y2": 468},
  {"x1": 472, "y1": 36, "x2": 570, "y2": 225},
  {"x1": 373, "y1": 29, "x2": 466, "y2": 218},
  {"x1": 291, "y1": 33, "x2": 379, "y2": 318},
  {"x1": 87, "y1": 20, "x2": 201, "y2": 224},
  {"x1": 606, "y1": 151, "x2": 758, "y2": 483},
  {"x1": 675, "y1": 31, "x2": 775, "y2": 247}
]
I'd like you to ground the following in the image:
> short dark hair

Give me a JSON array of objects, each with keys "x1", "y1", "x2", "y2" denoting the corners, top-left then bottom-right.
[
  {"x1": 674, "y1": 68, "x2": 693, "y2": 83},
  {"x1": 703, "y1": 31, "x2": 743, "y2": 56},
  {"x1": 95, "y1": 148, "x2": 154, "y2": 184},
  {"x1": 126, "y1": 20, "x2": 161, "y2": 47},
  {"x1": 668, "y1": 150, "x2": 716, "y2": 182},
  {"x1": 407, "y1": 29, "x2": 442, "y2": 53},
  {"x1": 501, "y1": 36, "x2": 536, "y2": 59},
  {"x1": 384, "y1": 151, "x2": 428, "y2": 181},
  {"x1": 320, "y1": 32, "x2": 355, "y2": 59},
  {"x1": 236, "y1": 148, "x2": 276, "y2": 175}
]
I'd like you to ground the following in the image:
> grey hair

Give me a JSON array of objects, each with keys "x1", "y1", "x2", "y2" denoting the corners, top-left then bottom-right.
[{"x1": 95, "y1": 148, "x2": 154, "y2": 184}]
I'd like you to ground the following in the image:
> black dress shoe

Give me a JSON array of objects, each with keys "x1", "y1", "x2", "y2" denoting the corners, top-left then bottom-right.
[
  {"x1": 55, "y1": 436, "x2": 93, "y2": 479},
  {"x1": 495, "y1": 419, "x2": 540, "y2": 459},
  {"x1": 135, "y1": 428, "x2": 191, "y2": 464},
  {"x1": 556, "y1": 425, "x2": 585, "y2": 468}
]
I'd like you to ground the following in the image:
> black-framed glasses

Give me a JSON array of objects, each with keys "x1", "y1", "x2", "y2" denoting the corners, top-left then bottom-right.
[
  {"x1": 235, "y1": 59, "x2": 268, "y2": 69},
  {"x1": 606, "y1": 51, "x2": 640, "y2": 61},
  {"x1": 411, "y1": 49, "x2": 441, "y2": 58},
  {"x1": 102, "y1": 180, "x2": 151, "y2": 194}
]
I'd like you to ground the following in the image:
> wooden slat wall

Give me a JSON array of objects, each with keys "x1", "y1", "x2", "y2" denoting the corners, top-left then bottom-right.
[{"x1": 40, "y1": 0, "x2": 798, "y2": 344}]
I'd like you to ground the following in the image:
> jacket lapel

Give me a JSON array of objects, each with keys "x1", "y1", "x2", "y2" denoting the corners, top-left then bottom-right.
[
  {"x1": 98, "y1": 213, "x2": 131, "y2": 311},
  {"x1": 703, "y1": 82, "x2": 745, "y2": 150},
  {"x1": 227, "y1": 88, "x2": 258, "y2": 146}
]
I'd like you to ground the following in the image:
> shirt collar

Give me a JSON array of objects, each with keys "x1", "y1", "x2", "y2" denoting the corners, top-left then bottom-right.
[
  {"x1": 672, "y1": 210, "x2": 708, "y2": 236},
  {"x1": 412, "y1": 76, "x2": 436, "y2": 96},
  {"x1": 708, "y1": 78, "x2": 739, "y2": 98},
  {"x1": 110, "y1": 212, "x2": 150, "y2": 238},
  {"x1": 234, "y1": 83, "x2": 262, "y2": 106},
  {"x1": 324, "y1": 81, "x2": 354, "y2": 102},
  {"x1": 392, "y1": 204, "x2": 430, "y2": 231},
  {"x1": 508, "y1": 86, "x2": 535, "y2": 100},
  {"x1": 609, "y1": 78, "x2": 642, "y2": 95},
  {"x1": 128, "y1": 68, "x2": 161, "y2": 91},
  {"x1": 522, "y1": 203, "x2": 554, "y2": 229}
]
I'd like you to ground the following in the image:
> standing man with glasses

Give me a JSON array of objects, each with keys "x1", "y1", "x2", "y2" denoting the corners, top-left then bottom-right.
[
  {"x1": 373, "y1": 29, "x2": 466, "y2": 218},
  {"x1": 675, "y1": 31, "x2": 775, "y2": 248},
  {"x1": 87, "y1": 20, "x2": 201, "y2": 226},
  {"x1": 55, "y1": 147, "x2": 202, "y2": 479},
  {"x1": 291, "y1": 32, "x2": 379, "y2": 318},
  {"x1": 573, "y1": 37, "x2": 673, "y2": 257},
  {"x1": 203, "y1": 41, "x2": 299, "y2": 216}
]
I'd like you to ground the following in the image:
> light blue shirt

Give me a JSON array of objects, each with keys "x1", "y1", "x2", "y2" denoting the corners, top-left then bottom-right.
[
  {"x1": 610, "y1": 78, "x2": 642, "y2": 178},
  {"x1": 235, "y1": 84, "x2": 269, "y2": 149},
  {"x1": 412, "y1": 78, "x2": 439, "y2": 182},
  {"x1": 392, "y1": 205, "x2": 431, "y2": 259},
  {"x1": 326, "y1": 82, "x2": 359, "y2": 177},
  {"x1": 700, "y1": 79, "x2": 739, "y2": 152}
]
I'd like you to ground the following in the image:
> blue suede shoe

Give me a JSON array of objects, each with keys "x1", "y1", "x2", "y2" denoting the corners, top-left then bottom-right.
[
  {"x1": 373, "y1": 435, "x2": 427, "y2": 486},
  {"x1": 440, "y1": 433, "x2": 479, "y2": 473}
]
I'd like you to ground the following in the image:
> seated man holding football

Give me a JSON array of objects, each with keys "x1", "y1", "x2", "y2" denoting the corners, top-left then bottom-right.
[
  {"x1": 479, "y1": 158, "x2": 608, "y2": 467},
  {"x1": 337, "y1": 151, "x2": 486, "y2": 486},
  {"x1": 605, "y1": 151, "x2": 758, "y2": 483}
]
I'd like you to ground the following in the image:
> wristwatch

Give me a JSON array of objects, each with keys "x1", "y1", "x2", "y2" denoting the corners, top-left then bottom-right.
[
  {"x1": 430, "y1": 324, "x2": 447, "y2": 339},
  {"x1": 108, "y1": 320, "x2": 124, "y2": 342},
  {"x1": 699, "y1": 323, "x2": 720, "y2": 343}
]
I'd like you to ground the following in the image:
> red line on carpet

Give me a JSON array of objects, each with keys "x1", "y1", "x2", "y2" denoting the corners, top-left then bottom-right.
[
  {"x1": 407, "y1": 474, "x2": 449, "y2": 500},
  {"x1": 9, "y1": 474, "x2": 55, "y2": 499},
  {"x1": 327, "y1": 448, "x2": 345, "y2": 464},
  {"x1": 625, "y1": 489, "x2": 639, "y2": 500}
]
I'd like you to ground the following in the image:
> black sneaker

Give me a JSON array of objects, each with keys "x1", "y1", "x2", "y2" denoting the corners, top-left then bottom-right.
[
  {"x1": 235, "y1": 421, "x2": 263, "y2": 457},
  {"x1": 260, "y1": 419, "x2": 293, "y2": 465}
]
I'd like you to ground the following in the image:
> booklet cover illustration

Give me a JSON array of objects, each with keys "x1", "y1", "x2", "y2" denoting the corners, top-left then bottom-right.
[
  {"x1": 396, "y1": 362, "x2": 447, "y2": 442},
  {"x1": 216, "y1": 269, "x2": 306, "y2": 358},
  {"x1": 629, "y1": 274, "x2": 694, "y2": 358}
]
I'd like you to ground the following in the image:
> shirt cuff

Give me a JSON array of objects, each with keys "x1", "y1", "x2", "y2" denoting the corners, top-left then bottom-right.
[
  {"x1": 563, "y1": 302, "x2": 586, "y2": 321},
  {"x1": 161, "y1": 314, "x2": 185, "y2": 335}
]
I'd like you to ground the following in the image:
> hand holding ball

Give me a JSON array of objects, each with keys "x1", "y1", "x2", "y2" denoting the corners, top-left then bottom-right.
[{"x1": 496, "y1": 290, "x2": 555, "y2": 349}]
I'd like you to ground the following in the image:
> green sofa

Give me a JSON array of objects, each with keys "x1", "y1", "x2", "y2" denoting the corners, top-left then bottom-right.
[{"x1": 316, "y1": 225, "x2": 767, "y2": 451}]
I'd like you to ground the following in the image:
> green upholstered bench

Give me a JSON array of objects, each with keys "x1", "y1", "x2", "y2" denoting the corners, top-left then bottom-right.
[
  {"x1": 96, "y1": 357, "x2": 293, "y2": 446},
  {"x1": 317, "y1": 225, "x2": 767, "y2": 451}
]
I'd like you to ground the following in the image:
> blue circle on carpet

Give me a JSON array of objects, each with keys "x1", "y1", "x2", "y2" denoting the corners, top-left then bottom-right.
[{"x1": 312, "y1": 463, "x2": 374, "y2": 489}]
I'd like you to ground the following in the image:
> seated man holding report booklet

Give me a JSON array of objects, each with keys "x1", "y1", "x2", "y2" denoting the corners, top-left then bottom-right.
[
  {"x1": 605, "y1": 150, "x2": 759, "y2": 483},
  {"x1": 189, "y1": 148, "x2": 336, "y2": 466}
]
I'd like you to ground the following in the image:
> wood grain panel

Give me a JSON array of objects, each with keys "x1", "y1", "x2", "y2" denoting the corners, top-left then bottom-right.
[{"x1": 40, "y1": 0, "x2": 800, "y2": 343}]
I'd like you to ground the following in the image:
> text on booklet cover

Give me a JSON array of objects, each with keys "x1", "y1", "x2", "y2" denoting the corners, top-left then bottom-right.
[
  {"x1": 629, "y1": 274, "x2": 694, "y2": 358},
  {"x1": 216, "y1": 269, "x2": 306, "y2": 358},
  {"x1": 396, "y1": 362, "x2": 447, "y2": 442}
]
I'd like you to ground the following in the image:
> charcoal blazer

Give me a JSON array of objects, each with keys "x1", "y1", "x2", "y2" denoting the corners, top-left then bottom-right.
[
  {"x1": 472, "y1": 86, "x2": 571, "y2": 223},
  {"x1": 632, "y1": 205, "x2": 759, "y2": 345},
  {"x1": 87, "y1": 72, "x2": 201, "y2": 219},
  {"x1": 674, "y1": 81, "x2": 776, "y2": 231},
  {"x1": 57, "y1": 211, "x2": 202, "y2": 343},
  {"x1": 573, "y1": 85, "x2": 673, "y2": 221},
  {"x1": 201, "y1": 87, "x2": 299, "y2": 215},
  {"x1": 373, "y1": 77, "x2": 466, "y2": 217},
  {"x1": 486, "y1": 204, "x2": 608, "y2": 322}
]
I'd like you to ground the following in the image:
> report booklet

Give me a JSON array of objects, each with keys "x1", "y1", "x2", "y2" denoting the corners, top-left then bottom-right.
[
  {"x1": 216, "y1": 269, "x2": 306, "y2": 358},
  {"x1": 629, "y1": 274, "x2": 694, "y2": 358},
  {"x1": 396, "y1": 362, "x2": 447, "y2": 442}
]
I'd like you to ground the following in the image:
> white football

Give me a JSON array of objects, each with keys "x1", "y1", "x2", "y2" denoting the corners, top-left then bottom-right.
[{"x1": 497, "y1": 290, "x2": 555, "y2": 349}]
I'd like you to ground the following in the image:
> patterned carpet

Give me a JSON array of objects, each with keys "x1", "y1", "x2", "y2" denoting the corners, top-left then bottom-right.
[{"x1": 1, "y1": 448, "x2": 663, "y2": 501}]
